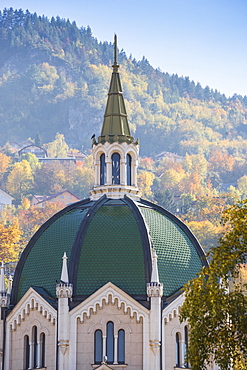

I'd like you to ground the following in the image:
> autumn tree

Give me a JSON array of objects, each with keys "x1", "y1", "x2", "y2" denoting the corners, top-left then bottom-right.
[
  {"x1": 46, "y1": 133, "x2": 69, "y2": 158},
  {"x1": 20, "y1": 152, "x2": 41, "y2": 172},
  {"x1": 209, "y1": 148, "x2": 235, "y2": 181},
  {"x1": 6, "y1": 160, "x2": 34, "y2": 202},
  {"x1": 0, "y1": 218, "x2": 22, "y2": 262},
  {"x1": 0, "y1": 152, "x2": 11, "y2": 185},
  {"x1": 180, "y1": 199, "x2": 247, "y2": 370},
  {"x1": 71, "y1": 155, "x2": 94, "y2": 199},
  {"x1": 18, "y1": 203, "x2": 64, "y2": 245},
  {"x1": 137, "y1": 170, "x2": 155, "y2": 199}
]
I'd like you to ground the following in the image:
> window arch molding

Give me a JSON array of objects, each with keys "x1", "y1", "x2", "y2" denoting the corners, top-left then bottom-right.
[
  {"x1": 88, "y1": 315, "x2": 132, "y2": 336},
  {"x1": 95, "y1": 149, "x2": 107, "y2": 163},
  {"x1": 19, "y1": 320, "x2": 50, "y2": 340},
  {"x1": 108, "y1": 145, "x2": 125, "y2": 159},
  {"x1": 125, "y1": 149, "x2": 137, "y2": 161}
]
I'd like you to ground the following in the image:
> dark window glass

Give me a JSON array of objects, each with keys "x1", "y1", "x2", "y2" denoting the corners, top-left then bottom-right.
[
  {"x1": 40, "y1": 332, "x2": 45, "y2": 367},
  {"x1": 112, "y1": 153, "x2": 120, "y2": 184},
  {"x1": 94, "y1": 330, "x2": 103, "y2": 364},
  {"x1": 106, "y1": 321, "x2": 114, "y2": 363},
  {"x1": 32, "y1": 326, "x2": 38, "y2": 368},
  {"x1": 176, "y1": 332, "x2": 180, "y2": 367},
  {"x1": 24, "y1": 335, "x2": 29, "y2": 369},
  {"x1": 126, "y1": 154, "x2": 131, "y2": 185},
  {"x1": 184, "y1": 326, "x2": 189, "y2": 368},
  {"x1": 100, "y1": 153, "x2": 106, "y2": 185},
  {"x1": 118, "y1": 329, "x2": 125, "y2": 364}
]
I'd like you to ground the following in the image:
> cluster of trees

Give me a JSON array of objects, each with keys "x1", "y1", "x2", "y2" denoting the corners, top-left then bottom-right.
[
  {"x1": 0, "y1": 133, "x2": 95, "y2": 261},
  {"x1": 138, "y1": 149, "x2": 247, "y2": 253},
  {"x1": 181, "y1": 200, "x2": 247, "y2": 369},
  {"x1": 0, "y1": 8, "x2": 247, "y2": 157},
  {"x1": 1, "y1": 130, "x2": 247, "y2": 258},
  {"x1": 1, "y1": 135, "x2": 94, "y2": 203}
]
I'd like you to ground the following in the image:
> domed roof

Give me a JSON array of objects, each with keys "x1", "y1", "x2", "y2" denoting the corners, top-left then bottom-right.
[
  {"x1": 11, "y1": 195, "x2": 207, "y2": 305},
  {"x1": 11, "y1": 37, "x2": 207, "y2": 307}
]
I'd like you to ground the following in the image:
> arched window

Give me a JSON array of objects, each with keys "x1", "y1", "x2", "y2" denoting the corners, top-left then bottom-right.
[
  {"x1": 32, "y1": 326, "x2": 38, "y2": 368},
  {"x1": 94, "y1": 330, "x2": 103, "y2": 364},
  {"x1": 184, "y1": 326, "x2": 189, "y2": 368},
  {"x1": 23, "y1": 335, "x2": 29, "y2": 369},
  {"x1": 126, "y1": 154, "x2": 131, "y2": 185},
  {"x1": 100, "y1": 153, "x2": 106, "y2": 185},
  {"x1": 117, "y1": 329, "x2": 125, "y2": 364},
  {"x1": 106, "y1": 321, "x2": 114, "y2": 363},
  {"x1": 176, "y1": 332, "x2": 181, "y2": 367},
  {"x1": 112, "y1": 153, "x2": 120, "y2": 184},
  {"x1": 40, "y1": 332, "x2": 46, "y2": 368}
]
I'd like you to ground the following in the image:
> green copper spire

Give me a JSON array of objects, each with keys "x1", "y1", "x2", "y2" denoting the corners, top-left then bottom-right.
[{"x1": 98, "y1": 34, "x2": 134, "y2": 144}]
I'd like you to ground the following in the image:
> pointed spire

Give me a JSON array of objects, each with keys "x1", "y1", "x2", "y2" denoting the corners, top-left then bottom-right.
[
  {"x1": 98, "y1": 34, "x2": 134, "y2": 144},
  {"x1": 56, "y1": 252, "x2": 73, "y2": 299},
  {"x1": 61, "y1": 252, "x2": 69, "y2": 283},
  {"x1": 151, "y1": 249, "x2": 160, "y2": 284},
  {"x1": 0, "y1": 261, "x2": 6, "y2": 294},
  {"x1": 147, "y1": 249, "x2": 163, "y2": 298}
]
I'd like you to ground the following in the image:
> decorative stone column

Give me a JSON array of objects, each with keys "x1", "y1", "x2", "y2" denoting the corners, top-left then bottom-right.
[
  {"x1": 147, "y1": 250, "x2": 163, "y2": 370},
  {"x1": 56, "y1": 253, "x2": 73, "y2": 370}
]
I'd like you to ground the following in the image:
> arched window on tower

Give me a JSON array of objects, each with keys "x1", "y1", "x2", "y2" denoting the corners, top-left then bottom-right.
[
  {"x1": 126, "y1": 154, "x2": 132, "y2": 185},
  {"x1": 184, "y1": 326, "x2": 189, "y2": 368},
  {"x1": 100, "y1": 153, "x2": 106, "y2": 185},
  {"x1": 176, "y1": 332, "x2": 181, "y2": 367},
  {"x1": 112, "y1": 153, "x2": 120, "y2": 184},
  {"x1": 117, "y1": 329, "x2": 125, "y2": 364},
  {"x1": 106, "y1": 321, "x2": 114, "y2": 364},
  {"x1": 94, "y1": 329, "x2": 103, "y2": 364},
  {"x1": 23, "y1": 335, "x2": 29, "y2": 369},
  {"x1": 40, "y1": 332, "x2": 46, "y2": 368}
]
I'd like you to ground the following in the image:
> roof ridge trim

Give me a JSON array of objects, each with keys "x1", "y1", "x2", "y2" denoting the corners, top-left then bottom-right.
[
  {"x1": 123, "y1": 195, "x2": 152, "y2": 285},
  {"x1": 11, "y1": 198, "x2": 92, "y2": 305},
  {"x1": 69, "y1": 195, "x2": 108, "y2": 293}
]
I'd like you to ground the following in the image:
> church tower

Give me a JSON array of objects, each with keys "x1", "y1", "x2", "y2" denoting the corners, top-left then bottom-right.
[
  {"x1": 90, "y1": 35, "x2": 141, "y2": 200},
  {"x1": 5, "y1": 34, "x2": 208, "y2": 370}
]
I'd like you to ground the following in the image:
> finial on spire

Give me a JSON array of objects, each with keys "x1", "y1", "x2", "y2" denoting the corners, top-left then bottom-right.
[
  {"x1": 114, "y1": 34, "x2": 118, "y2": 66},
  {"x1": 151, "y1": 249, "x2": 160, "y2": 284},
  {"x1": 56, "y1": 252, "x2": 73, "y2": 299},
  {"x1": 61, "y1": 252, "x2": 69, "y2": 284},
  {"x1": 147, "y1": 249, "x2": 163, "y2": 297}
]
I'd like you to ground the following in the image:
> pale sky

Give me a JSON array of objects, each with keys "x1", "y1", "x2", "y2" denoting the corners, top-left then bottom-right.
[{"x1": 1, "y1": 0, "x2": 246, "y2": 97}]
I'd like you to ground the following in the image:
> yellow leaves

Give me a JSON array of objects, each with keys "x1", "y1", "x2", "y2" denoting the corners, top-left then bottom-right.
[
  {"x1": 137, "y1": 170, "x2": 155, "y2": 198},
  {"x1": 46, "y1": 133, "x2": 69, "y2": 158},
  {"x1": 181, "y1": 199, "x2": 247, "y2": 369},
  {"x1": 209, "y1": 148, "x2": 235, "y2": 174},
  {"x1": 186, "y1": 220, "x2": 223, "y2": 253},
  {"x1": 39, "y1": 62, "x2": 59, "y2": 86},
  {"x1": 0, "y1": 218, "x2": 21, "y2": 262},
  {"x1": 6, "y1": 160, "x2": 34, "y2": 200},
  {"x1": 0, "y1": 152, "x2": 11, "y2": 179}
]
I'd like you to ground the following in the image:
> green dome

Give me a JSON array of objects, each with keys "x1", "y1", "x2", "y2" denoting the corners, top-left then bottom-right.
[{"x1": 11, "y1": 196, "x2": 207, "y2": 305}]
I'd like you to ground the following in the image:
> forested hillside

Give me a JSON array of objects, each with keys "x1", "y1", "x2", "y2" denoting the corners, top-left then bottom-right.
[
  {"x1": 1, "y1": 7, "x2": 247, "y2": 156},
  {"x1": 1, "y1": 8, "x2": 247, "y2": 258}
]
